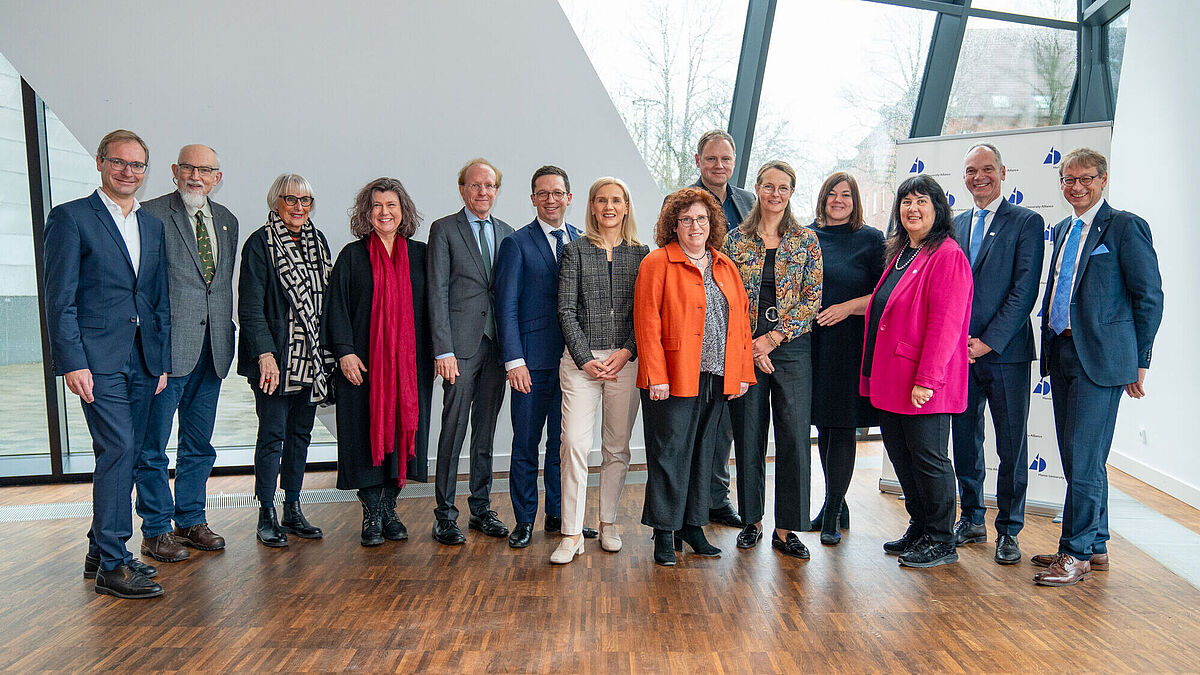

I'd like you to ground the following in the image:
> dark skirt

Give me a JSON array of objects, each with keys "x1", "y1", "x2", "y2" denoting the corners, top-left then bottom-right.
[{"x1": 811, "y1": 315, "x2": 878, "y2": 429}]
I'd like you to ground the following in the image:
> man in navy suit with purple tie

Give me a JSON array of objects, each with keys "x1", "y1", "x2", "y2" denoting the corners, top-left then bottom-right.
[
  {"x1": 44, "y1": 129, "x2": 172, "y2": 599},
  {"x1": 1032, "y1": 147, "x2": 1163, "y2": 587},
  {"x1": 494, "y1": 166, "x2": 585, "y2": 548}
]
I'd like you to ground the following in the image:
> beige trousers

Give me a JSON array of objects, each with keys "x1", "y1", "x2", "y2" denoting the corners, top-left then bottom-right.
[{"x1": 558, "y1": 348, "x2": 640, "y2": 536}]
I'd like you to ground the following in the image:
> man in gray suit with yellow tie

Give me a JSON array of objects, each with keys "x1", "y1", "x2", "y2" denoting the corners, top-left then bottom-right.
[
  {"x1": 136, "y1": 144, "x2": 239, "y2": 562},
  {"x1": 428, "y1": 158, "x2": 515, "y2": 545}
]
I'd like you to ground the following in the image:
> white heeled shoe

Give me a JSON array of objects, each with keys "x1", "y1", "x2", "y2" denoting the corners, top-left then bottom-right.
[
  {"x1": 599, "y1": 523, "x2": 622, "y2": 552},
  {"x1": 550, "y1": 536, "x2": 584, "y2": 564}
]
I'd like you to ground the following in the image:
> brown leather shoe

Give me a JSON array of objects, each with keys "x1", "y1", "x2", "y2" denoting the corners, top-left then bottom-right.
[
  {"x1": 141, "y1": 532, "x2": 190, "y2": 562},
  {"x1": 1031, "y1": 551, "x2": 1108, "y2": 571},
  {"x1": 1033, "y1": 553, "x2": 1091, "y2": 586},
  {"x1": 174, "y1": 523, "x2": 226, "y2": 551}
]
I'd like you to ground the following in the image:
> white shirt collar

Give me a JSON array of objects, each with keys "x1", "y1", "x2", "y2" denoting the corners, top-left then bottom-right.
[
  {"x1": 537, "y1": 218, "x2": 567, "y2": 237},
  {"x1": 1074, "y1": 198, "x2": 1105, "y2": 227},
  {"x1": 96, "y1": 187, "x2": 140, "y2": 217},
  {"x1": 975, "y1": 196, "x2": 1003, "y2": 217}
]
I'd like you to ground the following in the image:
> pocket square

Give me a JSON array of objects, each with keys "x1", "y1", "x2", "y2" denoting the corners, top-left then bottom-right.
[{"x1": 1091, "y1": 244, "x2": 1110, "y2": 255}]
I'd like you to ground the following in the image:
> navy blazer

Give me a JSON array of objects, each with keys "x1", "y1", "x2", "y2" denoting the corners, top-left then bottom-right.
[
  {"x1": 1039, "y1": 201, "x2": 1164, "y2": 386},
  {"x1": 43, "y1": 191, "x2": 171, "y2": 376},
  {"x1": 494, "y1": 219, "x2": 582, "y2": 370},
  {"x1": 955, "y1": 198, "x2": 1044, "y2": 364}
]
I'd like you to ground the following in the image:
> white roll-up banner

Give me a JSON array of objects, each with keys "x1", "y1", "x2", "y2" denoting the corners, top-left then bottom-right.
[{"x1": 880, "y1": 122, "x2": 1113, "y2": 517}]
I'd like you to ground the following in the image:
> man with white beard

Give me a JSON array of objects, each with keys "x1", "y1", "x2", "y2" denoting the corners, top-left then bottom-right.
[{"x1": 136, "y1": 144, "x2": 240, "y2": 562}]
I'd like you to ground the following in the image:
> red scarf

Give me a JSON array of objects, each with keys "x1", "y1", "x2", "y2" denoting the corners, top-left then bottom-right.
[{"x1": 368, "y1": 233, "x2": 419, "y2": 482}]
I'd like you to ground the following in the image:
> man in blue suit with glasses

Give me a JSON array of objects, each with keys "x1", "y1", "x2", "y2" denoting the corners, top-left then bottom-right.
[
  {"x1": 1032, "y1": 147, "x2": 1163, "y2": 587},
  {"x1": 44, "y1": 129, "x2": 172, "y2": 599}
]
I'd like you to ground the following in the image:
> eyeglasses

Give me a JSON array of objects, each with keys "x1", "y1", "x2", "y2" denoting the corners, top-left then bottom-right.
[
  {"x1": 464, "y1": 183, "x2": 498, "y2": 193},
  {"x1": 102, "y1": 157, "x2": 148, "y2": 174},
  {"x1": 534, "y1": 190, "x2": 568, "y2": 201},
  {"x1": 760, "y1": 185, "x2": 792, "y2": 196},
  {"x1": 1060, "y1": 175, "x2": 1100, "y2": 187},
  {"x1": 177, "y1": 163, "x2": 219, "y2": 176},
  {"x1": 280, "y1": 195, "x2": 314, "y2": 207},
  {"x1": 677, "y1": 215, "x2": 710, "y2": 227}
]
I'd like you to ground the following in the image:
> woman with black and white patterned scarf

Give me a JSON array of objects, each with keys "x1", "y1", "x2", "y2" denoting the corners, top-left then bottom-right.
[{"x1": 237, "y1": 172, "x2": 333, "y2": 548}]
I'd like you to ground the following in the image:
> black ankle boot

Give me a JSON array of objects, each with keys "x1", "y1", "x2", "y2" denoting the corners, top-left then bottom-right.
[
  {"x1": 380, "y1": 484, "x2": 408, "y2": 541},
  {"x1": 652, "y1": 529, "x2": 676, "y2": 566},
  {"x1": 678, "y1": 524, "x2": 721, "y2": 557},
  {"x1": 810, "y1": 501, "x2": 851, "y2": 532},
  {"x1": 821, "y1": 498, "x2": 844, "y2": 545},
  {"x1": 256, "y1": 505, "x2": 288, "y2": 547},
  {"x1": 281, "y1": 501, "x2": 323, "y2": 539},
  {"x1": 357, "y1": 488, "x2": 385, "y2": 546}
]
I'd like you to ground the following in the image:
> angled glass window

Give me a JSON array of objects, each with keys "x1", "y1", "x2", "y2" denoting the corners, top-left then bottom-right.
[
  {"x1": 0, "y1": 51, "x2": 52, "y2": 475},
  {"x1": 1106, "y1": 10, "x2": 1128, "y2": 102},
  {"x1": 943, "y1": 18, "x2": 1077, "y2": 135},
  {"x1": 749, "y1": 0, "x2": 935, "y2": 231},
  {"x1": 559, "y1": 0, "x2": 748, "y2": 194},
  {"x1": 970, "y1": 0, "x2": 1076, "y2": 22}
]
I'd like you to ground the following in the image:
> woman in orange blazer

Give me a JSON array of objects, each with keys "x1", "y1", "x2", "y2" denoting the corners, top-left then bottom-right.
[{"x1": 634, "y1": 187, "x2": 754, "y2": 566}]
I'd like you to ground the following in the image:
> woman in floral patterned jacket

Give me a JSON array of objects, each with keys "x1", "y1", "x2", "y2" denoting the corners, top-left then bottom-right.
[{"x1": 723, "y1": 160, "x2": 823, "y2": 560}]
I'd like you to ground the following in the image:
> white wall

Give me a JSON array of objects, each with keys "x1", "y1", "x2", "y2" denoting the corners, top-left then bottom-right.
[
  {"x1": 1107, "y1": 0, "x2": 1200, "y2": 507},
  {"x1": 0, "y1": 1, "x2": 664, "y2": 470}
]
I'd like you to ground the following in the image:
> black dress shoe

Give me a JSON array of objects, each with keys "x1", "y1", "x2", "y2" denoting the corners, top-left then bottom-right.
[
  {"x1": 85, "y1": 554, "x2": 156, "y2": 580},
  {"x1": 652, "y1": 529, "x2": 676, "y2": 566},
  {"x1": 256, "y1": 506, "x2": 288, "y2": 548},
  {"x1": 433, "y1": 519, "x2": 466, "y2": 545},
  {"x1": 898, "y1": 536, "x2": 958, "y2": 568},
  {"x1": 736, "y1": 524, "x2": 763, "y2": 549},
  {"x1": 994, "y1": 534, "x2": 1022, "y2": 564},
  {"x1": 883, "y1": 524, "x2": 922, "y2": 555},
  {"x1": 953, "y1": 519, "x2": 987, "y2": 545},
  {"x1": 771, "y1": 531, "x2": 810, "y2": 559},
  {"x1": 545, "y1": 515, "x2": 597, "y2": 538},
  {"x1": 468, "y1": 510, "x2": 509, "y2": 538},
  {"x1": 94, "y1": 563, "x2": 164, "y2": 599},
  {"x1": 709, "y1": 505, "x2": 744, "y2": 528},
  {"x1": 281, "y1": 501, "x2": 324, "y2": 539},
  {"x1": 508, "y1": 522, "x2": 534, "y2": 548}
]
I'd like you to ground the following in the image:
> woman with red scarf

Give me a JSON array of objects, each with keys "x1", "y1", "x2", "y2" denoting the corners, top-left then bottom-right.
[{"x1": 324, "y1": 177, "x2": 433, "y2": 546}]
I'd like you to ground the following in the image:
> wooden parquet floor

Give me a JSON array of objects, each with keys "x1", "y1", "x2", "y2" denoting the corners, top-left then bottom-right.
[{"x1": 2, "y1": 443, "x2": 1200, "y2": 673}]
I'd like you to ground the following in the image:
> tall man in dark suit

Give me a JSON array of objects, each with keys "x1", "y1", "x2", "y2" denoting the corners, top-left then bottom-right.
[
  {"x1": 949, "y1": 143, "x2": 1045, "y2": 565},
  {"x1": 427, "y1": 158, "x2": 515, "y2": 545},
  {"x1": 690, "y1": 129, "x2": 755, "y2": 528},
  {"x1": 44, "y1": 129, "x2": 171, "y2": 599},
  {"x1": 494, "y1": 166, "x2": 584, "y2": 548},
  {"x1": 1032, "y1": 147, "x2": 1163, "y2": 586},
  {"x1": 135, "y1": 144, "x2": 239, "y2": 563}
]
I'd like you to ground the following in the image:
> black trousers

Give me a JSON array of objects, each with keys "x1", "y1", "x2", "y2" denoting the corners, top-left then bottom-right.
[
  {"x1": 729, "y1": 335, "x2": 812, "y2": 531},
  {"x1": 252, "y1": 387, "x2": 316, "y2": 504},
  {"x1": 433, "y1": 336, "x2": 505, "y2": 522},
  {"x1": 641, "y1": 373, "x2": 725, "y2": 531},
  {"x1": 879, "y1": 410, "x2": 955, "y2": 544},
  {"x1": 816, "y1": 426, "x2": 857, "y2": 523}
]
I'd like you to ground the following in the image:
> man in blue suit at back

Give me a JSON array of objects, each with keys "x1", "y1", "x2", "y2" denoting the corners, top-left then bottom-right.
[
  {"x1": 43, "y1": 129, "x2": 172, "y2": 599},
  {"x1": 950, "y1": 143, "x2": 1045, "y2": 565},
  {"x1": 494, "y1": 165, "x2": 584, "y2": 548},
  {"x1": 1032, "y1": 147, "x2": 1163, "y2": 587}
]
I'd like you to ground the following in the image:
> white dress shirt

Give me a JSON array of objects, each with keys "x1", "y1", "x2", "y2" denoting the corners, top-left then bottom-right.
[
  {"x1": 971, "y1": 195, "x2": 1004, "y2": 243},
  {"x1": 97, "y1": 188, "x2": 142, "y2": 277},
  {"x1": 1048, "y1": 198, "x2": 1105, "y2": 331}
]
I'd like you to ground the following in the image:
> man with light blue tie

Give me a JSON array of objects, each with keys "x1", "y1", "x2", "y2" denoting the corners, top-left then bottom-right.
[
  {"x1": 427, "y1": 158, "x2": 515, "y2": 545},
  {"x1": 493, "y1": 166, "x2": 585, "y2": 548},
  {"x1": 1032, "y1": 147, "x2": 1163, "y2": 586},
  {"x1": 950, "y1": 143, "x2": 1044, "y2": 565}
]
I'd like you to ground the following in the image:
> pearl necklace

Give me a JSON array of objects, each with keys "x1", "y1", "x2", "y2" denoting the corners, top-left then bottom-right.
[{"x1": 894, "y1": 242, "x2": 925, "y2": 271}]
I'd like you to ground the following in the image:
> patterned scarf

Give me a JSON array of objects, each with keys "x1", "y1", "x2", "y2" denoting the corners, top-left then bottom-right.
[
  {"x1": 264, "y1": 212, "x2": 333, "y2": 404},
  {"x1": 368, "y1": 233, "x2": 419, "y2": 476}
]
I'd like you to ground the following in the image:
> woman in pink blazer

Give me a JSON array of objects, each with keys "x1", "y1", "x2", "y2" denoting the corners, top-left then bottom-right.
[{"x1": 860, "y1": 174, "x2": 972, "y2": 569}]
